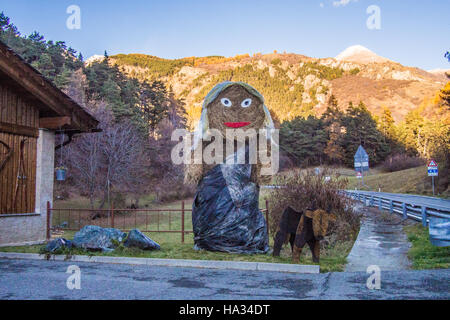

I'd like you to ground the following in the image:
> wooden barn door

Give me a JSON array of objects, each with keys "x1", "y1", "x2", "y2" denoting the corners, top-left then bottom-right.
[{"x1": 0, "y1": 84, "x2": 38, "y2": 214}]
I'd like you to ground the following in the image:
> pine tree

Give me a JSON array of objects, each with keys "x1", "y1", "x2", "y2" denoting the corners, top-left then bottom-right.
[
  {"x1": 341, "y1": 101, "x2": 391, "y2": 166},
  {"x1": 321, "y1": 95, "x2": 345, "y2": 164},
  {"x1": 280, "y1": 116, "x2": 327, "y2": 166},
  {"x1": 378, "y1": 106, "x2": 395, "y2": 140},
  {"x1": 31, "y1": 53, "x2": 56, "y2": 79}
]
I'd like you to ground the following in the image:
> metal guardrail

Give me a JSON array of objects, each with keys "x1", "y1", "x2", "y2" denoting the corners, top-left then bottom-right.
[{"x1": 343, "y1": 191, "x2": 450, "y2": 227}]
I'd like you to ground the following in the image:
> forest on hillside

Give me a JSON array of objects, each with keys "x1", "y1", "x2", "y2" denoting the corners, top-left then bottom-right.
[
  {"x1": 0, "y1": 13, "x2": 191, "y2": 208},
  {"x1": 1, "y1": 12, "x2": 448, "y2": 204}
]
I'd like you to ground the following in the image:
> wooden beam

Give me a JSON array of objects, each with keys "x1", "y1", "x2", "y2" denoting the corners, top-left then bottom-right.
[
  {"x1": 39, "y1": 116, "x2": 71, "y2": 129},
  {"x1": 0, "y1": 121, "x2": 39, "y2": 138}
]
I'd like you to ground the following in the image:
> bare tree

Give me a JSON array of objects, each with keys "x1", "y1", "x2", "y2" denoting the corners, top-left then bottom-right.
[
  {"x1": 66, "y1": 101, "x2": 150, "y2": 212},
  {"x1": 98, "y1": 116, "x2": 148, "y2": 208},
  {"x1": 67, "y1": 121, "x2": 103, "y2": 209}
]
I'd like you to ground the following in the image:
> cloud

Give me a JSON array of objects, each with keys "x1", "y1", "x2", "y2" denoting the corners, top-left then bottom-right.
[
  {"x1": 333, "y1": 0, "x2": 359, "y2": 7},
  {"x1": 320, "y1": 3, "x2": 324, "y2": 8}
]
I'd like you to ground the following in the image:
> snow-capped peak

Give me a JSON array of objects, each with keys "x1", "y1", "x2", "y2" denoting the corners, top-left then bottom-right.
[
  {"x1": 336, "y1": 45, "x2": 390, "y2": 64},
  {"x1": 427, "y1": 68, "x2": 450, "y2": 75},
  {"x1": 85, "y1": 54, "x2": 105, "y2": 66}
]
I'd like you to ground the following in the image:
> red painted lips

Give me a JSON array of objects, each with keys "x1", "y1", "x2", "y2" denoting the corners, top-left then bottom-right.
[{"x1": 224, "y1": 122, "x2": 251, "y2": 128}]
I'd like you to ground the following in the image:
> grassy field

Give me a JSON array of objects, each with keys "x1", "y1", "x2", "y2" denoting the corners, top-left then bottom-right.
[
  {"x1": 281, "y1": 165, "x2": 447, "y2": 198},
  {"x1": 404, "y1": 224, "x2": 450, "y2": 270},
  {"x1": 344, "y1": 165, "x2": 448, "y2": 198},
  {"x1": 0, "y1": 232, "x2": 354, "y2": 273},
  {"x1": 0, "y1": 191, "x2": 355, "y2": 273}
]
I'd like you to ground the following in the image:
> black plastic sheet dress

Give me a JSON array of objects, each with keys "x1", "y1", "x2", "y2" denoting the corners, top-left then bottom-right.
[{"x1": 192, "y1": 159, "x2": 269, "y2": 254}]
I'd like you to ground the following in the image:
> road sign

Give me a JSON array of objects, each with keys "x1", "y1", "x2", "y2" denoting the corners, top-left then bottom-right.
[
  {"x1": 356, "y1": 172, "x2": 362, "y2": 179},
  {"x1": 427, "y1": 160, "x2": 438, "y2": 168},
  {"x1": 428, "y1": 159, "x2": 438, "y2": 177},
  {"x1": 354, "y1": 145, "x2": 369, "y2": 172},
  {"x1": 427, "y1": 159, "x2": 438, "y2": 195}
]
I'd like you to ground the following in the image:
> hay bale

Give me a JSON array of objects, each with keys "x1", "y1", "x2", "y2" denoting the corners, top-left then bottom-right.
[
  {"x1": 184, "y1": 82, "x2": 275, "y2": 186},
  {"x1": 206, "y1": 84, "x2": 265, "y2": 141}
]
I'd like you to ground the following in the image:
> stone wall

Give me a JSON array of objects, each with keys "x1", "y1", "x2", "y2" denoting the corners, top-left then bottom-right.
[{"x1": 0, "y1": 129, "x2": 54, "y2": 246}]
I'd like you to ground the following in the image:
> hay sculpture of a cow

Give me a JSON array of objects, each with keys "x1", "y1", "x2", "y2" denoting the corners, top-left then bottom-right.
[{"x1": 273, "y1": 206, "x2": 336, "y2": 263}]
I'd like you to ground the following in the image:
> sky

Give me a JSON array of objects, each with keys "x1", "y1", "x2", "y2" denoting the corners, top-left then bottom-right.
[{"x1": 1, "y1": 0, "x2": 449, "y2": 70}]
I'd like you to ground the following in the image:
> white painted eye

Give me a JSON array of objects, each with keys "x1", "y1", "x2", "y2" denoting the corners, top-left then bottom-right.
[
  {"x1": 221, "y1": 98, "x2": 232, "y2": 107},
  {"x1": 241, "y1": 98, "x2": 252, "y2": 108}
]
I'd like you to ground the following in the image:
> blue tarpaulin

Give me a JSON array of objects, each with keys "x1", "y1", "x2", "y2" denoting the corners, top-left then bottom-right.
[{"x1": 429, "y1": 217, "x2": 450, "y2": 247}]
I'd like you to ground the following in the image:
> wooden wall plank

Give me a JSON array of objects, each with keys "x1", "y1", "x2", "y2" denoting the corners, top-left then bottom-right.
[
  {"x1": 0, "y1": 85, "x2": 5, "y2": 122},
  {"x1": 0, "y1": 85, "x2": 3, "y2": 122},
  {"x1": 0, "y1": 132, "x2": 5, "y2": 212},
  {"x1": 0, "y1": 85, "x2": 39, "y2": 214},
  {"x1": 7, "y1": 133, "x2": 13, "y2": 212},
  {"x1": 0, "y1": 132, "x2": 37, "y2": 214}
]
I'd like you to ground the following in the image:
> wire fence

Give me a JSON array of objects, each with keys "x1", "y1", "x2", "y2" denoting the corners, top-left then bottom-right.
[{"x1": 47, "y1": 200, "x2": 270, "y2": 243}]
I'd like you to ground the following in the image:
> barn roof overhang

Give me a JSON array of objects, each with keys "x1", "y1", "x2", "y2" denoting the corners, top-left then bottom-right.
[{"x1": 0, "y1": 40, "x2": 99, "y2": 133}]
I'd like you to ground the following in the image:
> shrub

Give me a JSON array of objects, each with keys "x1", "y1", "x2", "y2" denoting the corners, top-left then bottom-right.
[
  {"x1": 349, "y1": 68, "x2": 360, "y2": 75},
  {"x1": 381, "y1": 154, "x2": 425, "y2": 172},
  {"x1": 271, "y1": 58, "x2": 282, "y2": 66},
  {"x1": 279, "y1": 153, "x2": 296, "y2": 171},
  {"x1": 111, "y1": 192, "x2": 127, "y2": 208},
  {"x1": 155, "y1": 182, "x2": 195, "y2": 203},
  {"x1": 267, "y1": 168, "x2": 360, "y2": 245}
]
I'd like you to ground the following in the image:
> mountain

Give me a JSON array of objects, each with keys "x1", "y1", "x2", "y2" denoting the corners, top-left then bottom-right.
[
  {"x1": 85, "y1": 54, "x2": 105, "y2": 66},
  {"x1": 335, "y1": 45, "x2": 391, "y2": 64},
  {"x1": 427, "y1": 68, "x2": 450, "y2": 77},
  {"x1": 100, "y1": 47, "x2": 447, "y2": 128}
]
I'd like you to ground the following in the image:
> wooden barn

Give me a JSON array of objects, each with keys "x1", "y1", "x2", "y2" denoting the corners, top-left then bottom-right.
[{"x1": 0, "y1": 41, "x2": 98, "y2": 246}]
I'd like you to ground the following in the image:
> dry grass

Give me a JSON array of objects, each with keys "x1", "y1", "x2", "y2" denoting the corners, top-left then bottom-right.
[
  {"x1": 347, "y1": 165, "x2": 449, "y2": 198},
  {"x1": 267, "y1": 168, "x2": 361, "y2": 245}
]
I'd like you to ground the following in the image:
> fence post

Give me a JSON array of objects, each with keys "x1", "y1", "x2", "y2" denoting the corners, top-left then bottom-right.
[
  {"x1": 370, "y1": 195, "x2": 374, "y2": 207},
  {"x1": 421, "y1": 206, "x2": 427, "y2": 227},
  {"x1": 378, "y1": 198, "x2": 382, "y2": 211},
  {"x1": 46, "y1": 201, "x2": 51, "y2": 241},
  {"x1": 111, "y1": 203, "x2": 114, "y2": 229},
  {"x1": 402, "y1": 203, "x2": 407, "y2": 219},
  {"x1": 181, "y1": 201, "x2": 185, "y2": 243},
  {"x1": 389, "y1": 200, "x2": 393, "y2": 214},
  {"x1": 265, "y1": 199, "x2": 270, "y2": 235}
]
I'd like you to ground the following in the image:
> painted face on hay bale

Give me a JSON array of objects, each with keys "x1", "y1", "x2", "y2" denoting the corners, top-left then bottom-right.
[{"x1": 206, "y1": 84, "x2": 266, "y2": 140}]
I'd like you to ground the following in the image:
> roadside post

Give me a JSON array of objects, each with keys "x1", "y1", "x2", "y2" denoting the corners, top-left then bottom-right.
[
  {"x1": 427, "y1": 160, "x2": 438, "y2": 196},
  {"x1": 354, "y1": 145, "x2": 369, "y2": 188}
]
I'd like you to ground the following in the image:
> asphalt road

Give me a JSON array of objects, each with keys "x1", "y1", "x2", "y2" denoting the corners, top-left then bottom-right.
[
  {"x1": 0, "y1": 258, "x2": 448, "y2": 300},
  {"x1": 348, "y1": 191, "x2": 450, "y2": 210}
]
